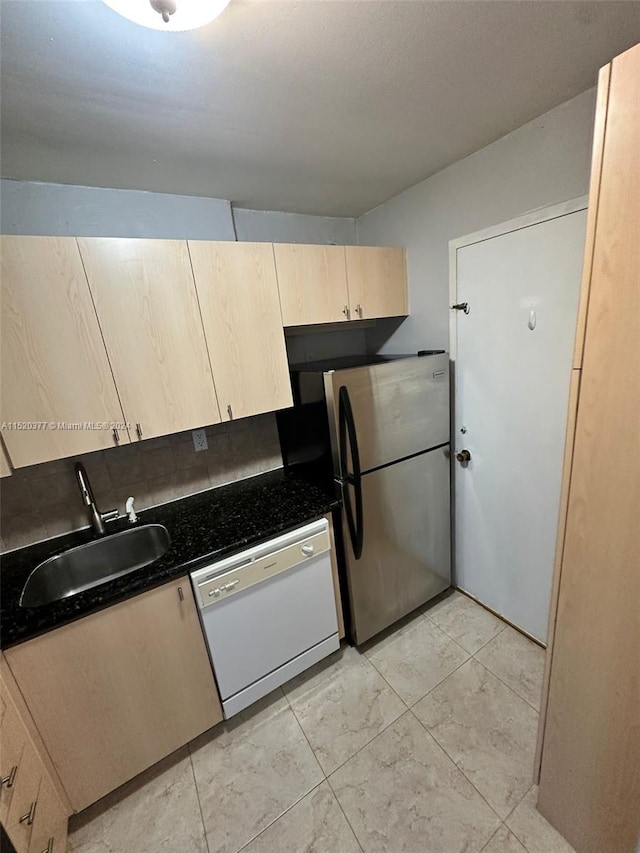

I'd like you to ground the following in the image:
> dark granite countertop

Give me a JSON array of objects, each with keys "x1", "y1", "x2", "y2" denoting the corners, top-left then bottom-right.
[{"x1": 0, "y1": 469, "x2": 340, "y2": 649}]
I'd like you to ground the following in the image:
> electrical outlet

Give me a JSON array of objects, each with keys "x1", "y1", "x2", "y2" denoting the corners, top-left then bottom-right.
[{"x1": 192, "y1": 428, "x2": 208, "y2": 452}]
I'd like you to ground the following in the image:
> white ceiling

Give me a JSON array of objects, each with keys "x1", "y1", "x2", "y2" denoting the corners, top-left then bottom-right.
[{"x1": 1, "y1": 0, "x2": 640, "y2": 216}]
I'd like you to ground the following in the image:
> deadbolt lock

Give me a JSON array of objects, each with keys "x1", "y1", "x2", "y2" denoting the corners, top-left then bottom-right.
[{"x1": 456, "y1": 449, "x2": 472, "y2": 466}]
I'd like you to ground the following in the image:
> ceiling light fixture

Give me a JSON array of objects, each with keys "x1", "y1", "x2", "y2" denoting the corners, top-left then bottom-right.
[{"x1": 103, "y1": 0, "x2": 231, "y2": 32}]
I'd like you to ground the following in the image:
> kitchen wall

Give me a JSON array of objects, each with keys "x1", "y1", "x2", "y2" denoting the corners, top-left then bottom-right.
[
  {"x1": 0, "y1": 415, "x2": 282, "y2": 552},
  {"x1": 0, "y1": 180, "x2": 236, "y2": 240},
  {"x1": 233, "y1": 207, "x2": 356, "y2": 245},
  {"x1": 357, "y1": 88, "x2": 597, "y2": 354},
  {"x1": 0, "y1": 179, "x2": 357, "y2": 243}
]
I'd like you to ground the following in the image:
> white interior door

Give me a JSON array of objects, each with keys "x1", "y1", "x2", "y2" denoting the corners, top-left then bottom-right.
[{"x1": 453, "y1": 205, "x2": 586, "y2": 641}]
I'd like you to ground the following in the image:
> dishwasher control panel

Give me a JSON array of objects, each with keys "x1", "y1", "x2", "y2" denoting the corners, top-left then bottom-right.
[{"x1": 191, "y1": 521, "x2": 330, "y2": 608}]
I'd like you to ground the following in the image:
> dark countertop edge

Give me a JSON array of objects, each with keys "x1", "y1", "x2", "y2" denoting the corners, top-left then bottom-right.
[{"x1": 1, "y1": 470, "x2": 341, "y2": 650}]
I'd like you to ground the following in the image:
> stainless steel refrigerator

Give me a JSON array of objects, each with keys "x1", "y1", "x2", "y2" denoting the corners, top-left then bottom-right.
[{"x1": 277, "y1": 353, "x2": 451, "y2": 644}]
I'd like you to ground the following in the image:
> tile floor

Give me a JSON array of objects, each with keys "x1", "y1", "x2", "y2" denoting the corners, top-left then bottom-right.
[{"x1": 68, "y1": 591, "x2": 576, "y2": 853}]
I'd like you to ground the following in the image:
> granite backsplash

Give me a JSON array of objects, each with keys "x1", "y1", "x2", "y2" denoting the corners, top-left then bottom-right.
[{"x1": 0, "y1": 413, "x2": 283, "y2": 552}]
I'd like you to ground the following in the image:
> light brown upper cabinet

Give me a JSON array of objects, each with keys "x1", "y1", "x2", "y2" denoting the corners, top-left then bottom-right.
[
  {"x1": 273, "y1": 243, "x2": 408, "y2": 326},
  {"x1": 345, "y1": 246, "x2": 408, "y2": 320},
  {"x1": 78, "y1": 238, "x2": 221, "y2": 441},
  {"x1": 5, "y1": 578, "x2": 223, "y2": 813},
  {"x1": 274, "y1": 243, "x2": 351, "y2": 325},
  {"x1": 0, "y1": 236, "x2": 127, "y2": 467},
  {"x1": 188, "y1": 241, "x2": 293, "y2": 421}
]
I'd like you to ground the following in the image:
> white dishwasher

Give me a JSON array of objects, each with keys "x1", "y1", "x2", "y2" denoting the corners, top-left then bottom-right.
[{"x1": 190, "y1": 518, "x2": 340, "y2": 718}]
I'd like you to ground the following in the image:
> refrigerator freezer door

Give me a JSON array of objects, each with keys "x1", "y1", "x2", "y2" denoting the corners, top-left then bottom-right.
[
  {"x1": 342, "y1": 445, "x2": 451, "y2": 644},
  {"x1": 327, "y1": 355, "x2": 449, "y2": 475}
]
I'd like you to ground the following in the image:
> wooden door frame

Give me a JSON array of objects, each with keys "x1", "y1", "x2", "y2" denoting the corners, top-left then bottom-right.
[{"x1": 447, "y1": 195, "x2": 588, "y2": 590}]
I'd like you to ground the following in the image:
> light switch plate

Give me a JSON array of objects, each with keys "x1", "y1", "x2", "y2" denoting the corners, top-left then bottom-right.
[{"x1": 192, "y1": 428, "x2": 208, "y2": 452}]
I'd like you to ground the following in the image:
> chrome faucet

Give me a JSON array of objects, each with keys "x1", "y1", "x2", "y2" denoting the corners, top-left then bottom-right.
[{"x1": 75, "y1": 462, "x2": 118, "y2": 536}]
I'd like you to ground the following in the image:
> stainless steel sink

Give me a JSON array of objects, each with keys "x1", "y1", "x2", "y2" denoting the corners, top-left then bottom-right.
[{"x1": 20, "y1": 524, "x2": 171, "y2": 608}]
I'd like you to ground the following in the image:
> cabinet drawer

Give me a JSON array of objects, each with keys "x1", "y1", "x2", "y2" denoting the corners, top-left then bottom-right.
[
  {"x1": 27, "y1": 818, "x2": 67, "y2": 853},
  {"x1": 0, "y1": 691, "x2": 28, "y2": 825},
  {"x1": 27, "y1": 773, "x2": 68, "y2": 853},
  {"x1": 4, "y1": 743, "x2": 40, "y2": 853}
]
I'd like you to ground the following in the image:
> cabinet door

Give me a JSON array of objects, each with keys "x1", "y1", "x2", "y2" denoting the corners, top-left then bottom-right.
[
  {"x1": 5, "y1": 578, "x2": 223, "y2": 812},
  {"x1": 274, "y1": 244, "x2": 350, "y2": 325},
  {"x1": 345, "y1": 246, "x2": 408, "y2": 319},
  {"x1": 0, "y1": 236, "x2": 126, "y2": 467},
  {"x1": 78, "y1": 238, "x2": 221, "y2": 441},
  {"x1": 189, "y1": 241, "x2": 293, "y2": 420},
  {"x1": 537, "y1": 45, "x2": 640, "y2": 853}
]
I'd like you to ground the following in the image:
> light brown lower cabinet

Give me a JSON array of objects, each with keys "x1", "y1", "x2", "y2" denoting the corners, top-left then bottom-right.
[
  {"x1": 0, "y1": 658, "x2": 70, "y2": 853},
  {"x1": 5, "y1": 578, "x2": 223, "y2": 813}
]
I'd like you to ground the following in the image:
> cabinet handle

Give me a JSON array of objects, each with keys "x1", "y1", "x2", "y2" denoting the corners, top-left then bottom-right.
[
  {"x1": 356, "y1": 304, "x2": 363, "y2": 317},
  {"x1": 178, "y1": 586, "x2": 184, "y2": 602},
  {"x1": 38, "y1": 839, "x2": 54, "y2": 853},
  {"x1": 112, "y1": 428, "x2": 119, "y2": 445},
  {"x1": 342, "y1": 305, "x2": 350, "y2": 318},
  {"x1": 20, "y1": 799, "x2": 37, "y2": 825},
  {"x1": 227, "y1": 404, "x2": 233, "y2": 420},
  {"x1": 136, "y1": 423, "x2": 143, "y2": 439},
  {"x1": 1, "y1": 766, "x2": 17, "y2": 789}
]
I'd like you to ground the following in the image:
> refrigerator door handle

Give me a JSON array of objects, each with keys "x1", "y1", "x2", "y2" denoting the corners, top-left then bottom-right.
[{"x1": 339, "y1": 385, "x2": 364, "y2": 559}]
